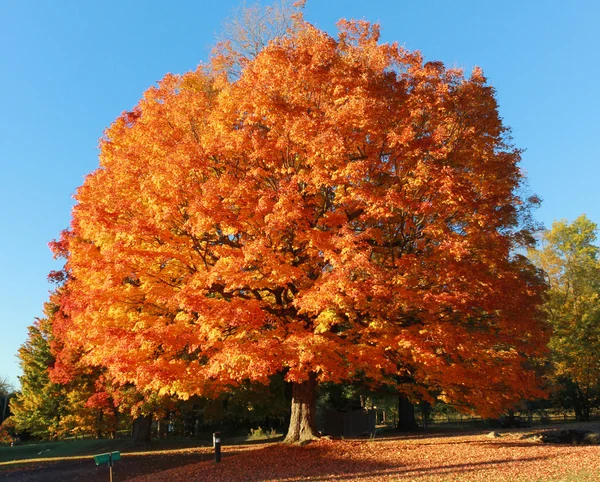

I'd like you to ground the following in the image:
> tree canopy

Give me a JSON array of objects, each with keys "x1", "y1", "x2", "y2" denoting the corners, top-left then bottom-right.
[
  {"x1": 529, "y1": 215, "x2": 600, "y2": 419},
  {"x1": 52, "y1": 17, "x2": 547, "y2": 442},
  {"x1": 9, "y1": 302, "x2": 66, "y2": 439}
]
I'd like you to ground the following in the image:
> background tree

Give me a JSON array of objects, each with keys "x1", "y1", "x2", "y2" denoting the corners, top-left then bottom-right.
[
  {"x1": 55, "y1": 15, "x2": 547, "y2": 443},
  {"x1": 0, "y1": 377, "x2": 15, "y2": 426},
  {"x1": 9, "y1": 303, "x2": 67, "y2": 439},
  {"x1": 48, "y1": 278, "x2": 167, "y2": 444},
  {"x1": 215, "y1": 0, "x2": 304, "y2": 78},
  {"x1": 529, "y1": 215, "x2": 600, "y2": 420},
  {"x1": 10, "y1": 292, "x2": 123, "y2": 441}
]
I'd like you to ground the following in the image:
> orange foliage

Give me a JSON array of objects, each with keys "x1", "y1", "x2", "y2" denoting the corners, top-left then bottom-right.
[{"x1": 54, "y1": 18, "x2": 547, "y2": 417}]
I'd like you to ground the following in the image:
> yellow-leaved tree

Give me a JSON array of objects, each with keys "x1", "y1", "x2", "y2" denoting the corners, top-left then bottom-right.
[{"x1": 530, "y1": 215, "x2": 600, "y2": 420}]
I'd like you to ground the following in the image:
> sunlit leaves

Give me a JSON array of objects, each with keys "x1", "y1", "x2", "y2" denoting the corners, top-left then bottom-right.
[
  {"x1": 529, "y1": 215, "x2": 600, "y2": 418},
  {"x1": 54, "y1": 15, "x2": 546, "y2": 417}
]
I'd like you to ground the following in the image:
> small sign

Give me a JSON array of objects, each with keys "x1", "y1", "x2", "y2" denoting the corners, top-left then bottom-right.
[{"x1": 93, "y1": 451, "x2": 121, "y2": 466}]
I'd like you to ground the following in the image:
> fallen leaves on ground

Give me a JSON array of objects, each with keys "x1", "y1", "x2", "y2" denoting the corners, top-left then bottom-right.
[{"x1": 129, "y1": 430, "x2": 600, "y2": 482}]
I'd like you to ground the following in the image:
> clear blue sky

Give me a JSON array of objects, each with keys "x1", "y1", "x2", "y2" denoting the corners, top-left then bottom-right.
[{"x1": 1, "y1": 0, "x2": 598, "y2": 389}]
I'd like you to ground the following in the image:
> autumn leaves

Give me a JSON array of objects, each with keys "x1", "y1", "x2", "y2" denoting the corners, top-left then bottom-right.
[{"x1": 49, "y1": 17, "x2": 547, "y2": 442}]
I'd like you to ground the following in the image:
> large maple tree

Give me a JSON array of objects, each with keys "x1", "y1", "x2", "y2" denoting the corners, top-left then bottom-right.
[{"x1": 54, "y1": 18, "x2": 547, "y2": 442}]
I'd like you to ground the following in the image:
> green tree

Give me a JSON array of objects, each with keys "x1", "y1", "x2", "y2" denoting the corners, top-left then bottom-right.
[
  {"x1": 529, "y1": 215, "x2": 600, "y2": 420},
  {"x1": 10, "y1": 305, "x2": 66, "y2": 439},
  {"x1": 11, "y1": 298, "x2": 124, "y2": 440},
  {"x1": 0, "y1": 376, "x2": 15, "y2": 425}
]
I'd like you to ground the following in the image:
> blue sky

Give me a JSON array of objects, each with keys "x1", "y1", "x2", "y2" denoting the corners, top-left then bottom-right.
[{"x1": 1, "y1": 0, "x2": 598, "y2": 388}]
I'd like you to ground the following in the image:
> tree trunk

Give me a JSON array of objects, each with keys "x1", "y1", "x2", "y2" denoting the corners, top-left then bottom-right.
[
  {"x1": 577, "y1": 385, "x2": 590, "y2": 421},
  {"x1": 283, "y1": 372, "x2": 319, "y2": 444},
  {"x1": 158, "y1": 418, "x2": 169, "y2": 439},
  {"x1": 504, "y1": 409, "x2": 516, "y2": 427},
  {"x1": 110, "y1": 408, "x2": 119, "y2": 439},
  {"x1": 132, "y1": 414, "x2": 153, "y2": 445},
  {"x1": 397, "y1": 394, "x2": 419, "y2": 431}
]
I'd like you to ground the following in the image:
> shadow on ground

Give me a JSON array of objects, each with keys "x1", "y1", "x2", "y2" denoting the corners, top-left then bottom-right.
[
  {"x1": 125, "y1": 439, "x2": 550, "y2": 482},
  {"x1": 0, "y1": 449, "x2": 212, "y2": 482}
]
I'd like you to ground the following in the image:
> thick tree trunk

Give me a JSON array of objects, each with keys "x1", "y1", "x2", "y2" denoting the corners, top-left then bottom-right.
[
  {"x1": 397, "y1": 394, "x2": 419, "y2": 431},
  {"x1": 132, "y1": 414, "x2": 153, "y2": 445},
  {"x1": 283, "y1": 373, "x2": 319, "y2": 444}
]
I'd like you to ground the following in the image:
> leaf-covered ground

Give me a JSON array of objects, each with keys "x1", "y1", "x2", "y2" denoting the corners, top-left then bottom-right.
[
  {"x1": 129, "y1": 429, "x2": 600, "y2": 482},
  {"x1": 2, "y1": 426, "x2": 599, "y2": 481}
]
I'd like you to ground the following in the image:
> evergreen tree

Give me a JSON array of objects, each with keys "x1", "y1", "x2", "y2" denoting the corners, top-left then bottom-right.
[{"x1": 10, "y1": 304, "x2": 66, "y2": 439}]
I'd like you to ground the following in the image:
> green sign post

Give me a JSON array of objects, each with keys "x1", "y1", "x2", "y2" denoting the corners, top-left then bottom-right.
[{"x1": 93, "y1": 451, "x2": 121, "y2": 482}]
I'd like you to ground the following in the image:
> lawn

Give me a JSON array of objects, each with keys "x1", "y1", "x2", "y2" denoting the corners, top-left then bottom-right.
[
  {"x1": 0, "y1": 435, "x2": 215, "y2": 464},
  {"x1": 1, "y1": 424, "x2": 599, "y2": 481}
]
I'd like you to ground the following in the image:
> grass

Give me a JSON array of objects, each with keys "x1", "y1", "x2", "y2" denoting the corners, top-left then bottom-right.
[
  {"x1": 0, "y1": 430, "x2": 284, "y2": 467},
  {"x1": 0, "y1": 436, "x2": 211, "y2": 465},
  {"x1": 0, "y1": 438, "x2": 118, "y2": 464},
  {"x1": 543, "y1": 471, "x2": 598, "y2": 482}
]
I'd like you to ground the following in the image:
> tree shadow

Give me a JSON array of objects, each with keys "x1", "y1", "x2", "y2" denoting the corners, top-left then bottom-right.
[
  {"x1": 363, "y1": 429, "x2": 491, "y2": 443},
  {"x1": 136, "y1": 439, "x2": 552, "y2": 481},
  {"x1": 0, "y1": 450, "x2": 215, "y2": 482},
  {"x1": 471, "y1": 439, "x2": 593, "y2": 450},
  {"x1": 302, "y1": 456, "x2": 551, "y2": 481},
  {"x1": 0, "y1": 436, "x2": 557, "y2": 482}
]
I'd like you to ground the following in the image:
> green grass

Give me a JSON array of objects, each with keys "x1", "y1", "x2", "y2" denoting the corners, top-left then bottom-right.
[
  {"x1": 0, "y1": 438, "x2": 129, "y2": 464},
  {"x1": 0, "y1": 436, "x2": 214, "y2": 465},
  {"x1": 0, "y1": 430, "x2": 287, "y2": 467},
  {"x1": 541, "y1": 471, "x2": 598, "y2": 482}
]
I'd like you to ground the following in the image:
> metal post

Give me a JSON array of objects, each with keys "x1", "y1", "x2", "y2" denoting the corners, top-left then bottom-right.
[
  {"x1": 109, "y1": 452, "x2": 113, "y2": 482},
  {"x1": 213, "y1": 431, "x2": 221, "y2": 463}
]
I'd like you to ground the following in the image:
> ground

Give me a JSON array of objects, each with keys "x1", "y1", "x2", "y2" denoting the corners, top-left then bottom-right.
[
  {"x1": 0, "y1": 448, "x2": 212, "y2": 481},
  {"x1": 1, "y1": 423, "x2": 599, "y2": 481}
]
